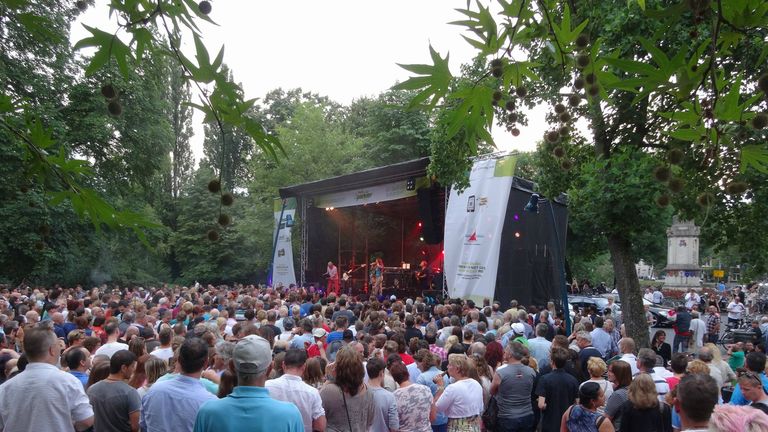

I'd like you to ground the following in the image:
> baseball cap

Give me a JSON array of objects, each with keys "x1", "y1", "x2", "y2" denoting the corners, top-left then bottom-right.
[
  {"x1": 511, "y1": 322, "x2": 525, "y2": 335},
  {"x1": 232, "y1": 335, "x2": 272, "y2": 376},
  {"x1": 312, "y1": 328, "x2": 328, "y2": 338}
]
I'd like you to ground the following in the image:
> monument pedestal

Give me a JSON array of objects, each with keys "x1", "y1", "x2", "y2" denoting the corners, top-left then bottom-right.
[{"x1": 663, "y1": 218, "x2": 701, "y2": 292}]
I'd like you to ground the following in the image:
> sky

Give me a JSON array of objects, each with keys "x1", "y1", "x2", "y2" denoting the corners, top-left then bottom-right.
[{"x1": 73, "y1": 0, "x2": 548, "y2": 161}]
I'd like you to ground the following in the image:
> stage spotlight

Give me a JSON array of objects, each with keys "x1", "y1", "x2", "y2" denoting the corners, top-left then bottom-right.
[
  {"x1": 513, "y1": 213, "x2": 520, "y2": 221},
  {"x1": 524, "y1": 194, "x2": 540, "y2": 213},
  {"x1": 417, "y1": 221, "x2": 423, "y2": 228},
  {"x1": 329, "y1": 207, "x2": 335, "y2": 211},
  {"x1": 406, "y1": 177, "x2": 416, "y2": 191},
  {"x1": 514, "y1": 232, "x2": 521, "y2": 238},
  {"x1": 419, "y1": 236, "x2": 424, "y2": 242}
]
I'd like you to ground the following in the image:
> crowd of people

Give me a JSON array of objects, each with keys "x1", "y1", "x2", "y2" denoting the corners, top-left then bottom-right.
[{"x1": 0, "y1": 282, "x2": 765, "y2": 431}]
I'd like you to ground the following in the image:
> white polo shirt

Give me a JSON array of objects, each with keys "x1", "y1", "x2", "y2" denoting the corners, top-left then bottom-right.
[{"x1": 266, "y1": 373, "x2": 325, "y2": 431}]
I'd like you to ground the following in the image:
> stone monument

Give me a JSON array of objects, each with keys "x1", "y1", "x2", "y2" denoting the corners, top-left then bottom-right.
[{"x1": 663, "y1": 217, "x2": 701, "y2": 290}]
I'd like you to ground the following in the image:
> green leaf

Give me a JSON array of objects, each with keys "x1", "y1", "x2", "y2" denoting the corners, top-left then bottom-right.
[
  {"x1": 666, "y1": 128, "x2": 703, "y2": 142},
  {"x1": 393, "y1": 45, "x2": 452, "y2": 109},
  {"x1": 74, "y1": 25, "x2": 133, "y2": 78},
  {"x1": 740, "y1": 145, "x2": 768, "y2": 174},
  {"x1": 131, "y1": 28, "x2": 153, "y2": 63}
]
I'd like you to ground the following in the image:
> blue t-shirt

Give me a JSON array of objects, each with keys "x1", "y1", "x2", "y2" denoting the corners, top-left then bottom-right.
[
  {"x1": 730, "y1": 372, "x2": 768, "y2": 405},
  {"x1": 193, "y1": 386, "x2": 303, "y2": 432}
]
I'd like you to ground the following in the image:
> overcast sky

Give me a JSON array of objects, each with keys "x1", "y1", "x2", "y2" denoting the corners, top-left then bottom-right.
[{"x1": 73, "y1": 1, "x2": 547, "y2": 161}]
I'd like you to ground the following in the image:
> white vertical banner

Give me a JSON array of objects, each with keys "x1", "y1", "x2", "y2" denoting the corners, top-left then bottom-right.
[
  {"x1": 272, "y1": 198, "x2": 297, "y2": 287},
  {"x1": 444, "y1": 156, "x2": 516, "y2": 301}
]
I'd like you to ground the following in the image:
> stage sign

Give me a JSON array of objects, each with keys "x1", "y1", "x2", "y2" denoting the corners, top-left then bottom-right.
[
  {"x1": 313, "y1": 176, "x2": 429, "y2": 209},
  {"x1": 444, "y1": 155, "x2": 516, "y2": 302},
  {"x1": 272, "y1": 198, "x2": 297, "y2": 287}
]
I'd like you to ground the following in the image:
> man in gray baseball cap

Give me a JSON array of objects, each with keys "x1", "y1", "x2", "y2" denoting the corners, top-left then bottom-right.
[{"x1": 193, "y1": 335, "x2": 303, "y2": 432}]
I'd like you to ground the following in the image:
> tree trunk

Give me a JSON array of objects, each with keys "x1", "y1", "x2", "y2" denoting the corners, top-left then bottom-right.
[{"x1": 607, "y1": 232, "x2": 650, "y2": 349}]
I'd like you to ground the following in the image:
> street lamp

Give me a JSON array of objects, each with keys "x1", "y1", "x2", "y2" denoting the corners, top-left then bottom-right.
[{"x1": 524, "y1": 193, "x2": 571, "y2": 335}]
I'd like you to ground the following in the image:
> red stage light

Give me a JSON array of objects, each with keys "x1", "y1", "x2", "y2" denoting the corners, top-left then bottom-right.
[
  {"x1": 514, "y1": 232, "x2": 521, "y2": 238},
  {"x1": 441, "y1": 250, "x2": 445, "y2": 255},
  {"x1": 417, "y1": 221, "x2": 423, "y2": 228}
]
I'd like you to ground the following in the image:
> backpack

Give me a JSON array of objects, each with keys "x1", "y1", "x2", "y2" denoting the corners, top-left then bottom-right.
[{"x1": 566, "y1": 404, "x2": 605, "y2": 432}]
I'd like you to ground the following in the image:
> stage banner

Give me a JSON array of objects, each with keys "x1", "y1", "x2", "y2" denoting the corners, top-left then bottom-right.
[
  {"x1": 272, "y1": 198, "x2": 297, "y2": 287},
  {"x1": 313, "y1": 176, "x2": 429, "y2": 209},
  {"x1": 444, "y1": 155, "x2": 516, "y2": 301}
]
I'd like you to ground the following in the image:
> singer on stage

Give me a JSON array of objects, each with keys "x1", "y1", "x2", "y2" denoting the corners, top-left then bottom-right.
[
  {"x1": 371, "y1": 257, "x2": 384, "y2": 296},
  {"x1": 326, "y1": 261, "x2": 340, "y2": 295}
]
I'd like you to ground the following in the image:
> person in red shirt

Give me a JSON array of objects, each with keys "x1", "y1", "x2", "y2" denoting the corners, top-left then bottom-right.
[{"x1": 306, "y1": 328, "x2": 327, "y2": 359}]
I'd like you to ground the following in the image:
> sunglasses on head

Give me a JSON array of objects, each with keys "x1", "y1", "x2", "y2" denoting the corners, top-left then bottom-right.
[{"x1": 738, "y1": 370, "x2": 762, "y2": 382}]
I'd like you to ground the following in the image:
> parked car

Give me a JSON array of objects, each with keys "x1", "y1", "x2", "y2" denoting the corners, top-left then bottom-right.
[{"x1": 567, "y1": 294, "x2": 675, "y2": 328}]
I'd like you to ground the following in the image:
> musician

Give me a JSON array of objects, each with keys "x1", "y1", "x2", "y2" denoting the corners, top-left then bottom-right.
[
  {"x1": 371, "y1": 257, "x2": 384, "y2": 296},
  {"x1": 415, "y1": 260, "x2": 431, "y2": 290},
  {"x1": 326, "y1": 261, "x2": 340, "y2": 296}
]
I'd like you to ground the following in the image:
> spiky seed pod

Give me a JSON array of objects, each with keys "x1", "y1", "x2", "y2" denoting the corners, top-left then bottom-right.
[
  {"x1": 725, "y1": 181, "x2": 748, "y2": 195},
  {"x1": 587, "y1": 86, "x2": 600, "y2": 97},
  {"x1": 198, "y1": 1, "x2": 212, "y2": 15},
  {"x1": 39, "y1": 224, "x2": 51, "y2": 237},
  {"x1": 492, "y1": 100, "x2": 499, "y2": 107},
  {"x1": 758, "y1": 74, "x2": 768, "y2": 94},
  {"x1": 575, "y1": 34, "x2": 589, "y2": 49},
  {"x1": 516, "y1": 87, "x2": 528, "y2": 98},
  {"x1": 689, "y1": 30, "x2": 699, "y2": 38},
  {"x1": 560, "y1": 160, "x2": 573, "y2": 171},
  {"x1": 574, "y1": 77, "x2": 585, "y2": 90},
  {"x1": 559, "y1": 112, "x2": 572, "y2": 123},
  {"x1": 490, "y1": 59, "x2": 503, "y2": 69},
  {"x1": 34, "y1": 241, "x2": 46, "y2": 251},
  {"x1": 696, "y1": 192, "x2": 715, "y2": 208},
  {"x1": 19, "y1": 185, "x2": 29, "y2": 193},
  {"x1": 491, "y1": 66, "x2": 503, "y2": 78},
  {"x1": 492, "y1": 90, "x2": 503, "y2": 101},
  {"x1": 221, "y1": 192, "x2": 234, "y2": 206},
  {"x1": 107, "y1": 101, "x2": 122, "y2": 116},
  {"x1": 559, "y1": 125, "x2": 570, "y2": 136},
  {"x1": 546, "y1": 131, "x2": 560, "y2": 143},
  {"x1": 507, "y1": 113, "x2": 518, "y2": 123},
  {"x1": 653, "y1": 166, "x2": 672, "y2": 182},
  {"x1": 101, "y1": 84, "x2": 116, "y2": 99},
  {"x1": 656, "y1": 195, "x2": 671, "y2": 207},
  {"x1": 752, "y1": 113, "x2": 768, "y2": 130},
  {"x1": 585, "y1": 73, "x2": 597, "y2": 85},
  {"x1": 207, "y1": 229, "x2": 219, "y2": 242},
  {"x1": 668, "y1": 177, "x2": 685, "y2": 193},
  {"x1": 505, "y1": 100, "x2": 515, "y2": 111},
  {"x1": 568, "y1": 94, "x2": 581, "y2": 107},
  {"x1": 207, "y1": 179, "x2": 221, "y2": 193},
  {"x1": 75, "y1": 1, "x2": 87, "y2": 12},
  {"x1": 576, "y1": 54, "x2": 590, "y2": 68},
  {"x1": 218, "y1": 213, "x2": 231, "y2": 227},
  {"x1": 511, "y1": 128, "x2": 520, "y2": 136},
  {"x1": 553, "y1": 146, "x2": 565, "y2": 158},
  {"x1": 554, "y1": 103, "x2": 566, "y2": 114},
  {"x1": 667, "y1": 148, "x2": 684, "y2": 165}
]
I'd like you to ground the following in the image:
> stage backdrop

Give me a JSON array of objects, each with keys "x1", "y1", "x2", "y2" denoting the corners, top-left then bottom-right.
[
  {"x1": 271, "y1": 198, "x2": 297, "y2": 287},
  {"x1": 444, "y1": 155, "x2": 516, "y2": 303}
]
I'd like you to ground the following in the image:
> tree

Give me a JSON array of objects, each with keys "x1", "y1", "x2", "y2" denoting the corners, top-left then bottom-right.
[
  {"x1": 397, "y1": 0, "x2": 768, "y2": 347},
  {"x1": 166, "y1": 62, "x2": 195, "y2": 200}
]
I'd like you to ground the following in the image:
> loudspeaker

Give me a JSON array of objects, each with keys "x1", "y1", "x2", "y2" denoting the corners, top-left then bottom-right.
[{"x1": 417, "y1": 187, "x2": 444, "y2": 244}]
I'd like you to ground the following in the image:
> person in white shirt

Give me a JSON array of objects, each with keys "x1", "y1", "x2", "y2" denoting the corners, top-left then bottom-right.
[
  {"x1": 94, "y1": 322, "x2": 128, "y2": 359},
  {"x1": 149, "y1": 327, "x2": 174, "y2": 363},
  {"x1": 652, "y1": 287, "x2": 664, "y2": 305},
  {"x1": 690, "y1": 311, "x2": 707, "y2": 350},
  {"x1": 643, "y1": 288, "x2": 654, "y2": 303},
  {"x1": 433, "y1": 354, "x2": 484, "y2": 429},
  {"x1": 727, "y1": 297, "x2": 746, "y2": 326},
  {"x1": 616, "y1": 337, "x2": 639, "y2": 376},
  {"x1": 266, "y1": 349, "x2": 326, "y2": 432},
  {"x1": 685, "y1": 288, "x2": 701, "y2": 310}
]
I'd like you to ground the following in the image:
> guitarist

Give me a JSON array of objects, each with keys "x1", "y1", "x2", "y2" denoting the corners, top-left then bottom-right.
[{"x1": 415, "y1": 260, "x2": 431, "y2": 290}]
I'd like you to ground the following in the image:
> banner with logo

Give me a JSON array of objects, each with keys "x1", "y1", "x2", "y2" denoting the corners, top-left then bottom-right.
[
  {"x1": 313, "y1": 177, "x2": 429, "y2": 209},
  {"x1": 272, "y1": 198, "x2": 297, "y2": 287},
  {"x1": 444, "y1": 156, "x2": 516, "y2": 301}
]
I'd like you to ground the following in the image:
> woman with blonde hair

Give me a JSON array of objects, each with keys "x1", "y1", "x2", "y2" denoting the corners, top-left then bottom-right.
[
  {"x1": 581, "y1": 357, "x2": 613, "y2": 413},
  {"x1": 434, "y1": 354, "x2": 485, "y2": 432},
  {"x1": 137, "y1": 356, "x2": 167, "y2": 398},
  {"x1": 615, "y1": 374, "x2": 671, "y2": 432},
  {"x1": 705, "y1": 341, "x2": 737, "y2": 385}
]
